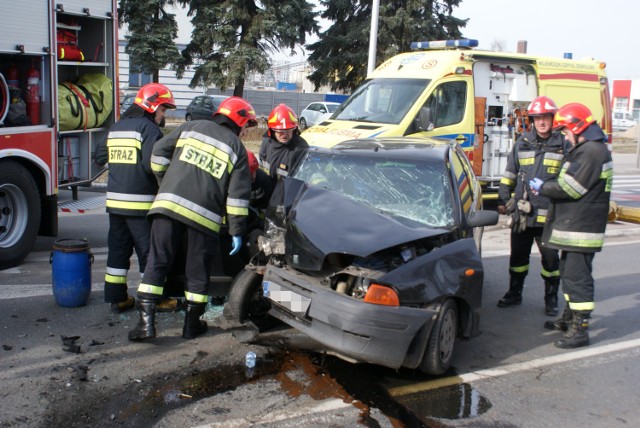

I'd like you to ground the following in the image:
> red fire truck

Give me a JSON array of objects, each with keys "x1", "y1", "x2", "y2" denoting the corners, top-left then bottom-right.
[{"x1": 0, "y1": 0, "x2": 118, "y2": 269}]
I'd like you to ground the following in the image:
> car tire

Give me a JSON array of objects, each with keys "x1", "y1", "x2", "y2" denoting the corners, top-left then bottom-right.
[
  {"x1": 223, "y1": 269, "x2": 272, "y2": 327},
  {"x1": 299, "y1": 117, "x2": 307, "y2": 131},
  {"x1": 185, "y1": 114, "x2": 192, "y2": 121},
  {"x1": 420, "y1": 298, "x2": 457, "y2": 375}
]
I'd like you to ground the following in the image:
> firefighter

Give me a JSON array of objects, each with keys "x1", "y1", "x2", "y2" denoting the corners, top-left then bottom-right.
[
  {"x1": 259, "y1": 103, "x2": 309, "y2": 185},
  {"x1": 529, "y1": 103, "x2": 612, "y2": 349},
  {"x1": 247, "y1": 150, "x2": 273, "y2": 211},
  {"x1": 128, "y1": 97, "x2": 255, "y2": 341},
  {"x1": 496, "y1": 96, "x2": 570, "y2": 316},
  {"x1": 94, "y1": 83, "x2": 177, "y2": 313}
]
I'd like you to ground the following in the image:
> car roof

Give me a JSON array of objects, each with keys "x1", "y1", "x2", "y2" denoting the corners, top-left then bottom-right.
[
  {"x1": 306, "y1": 101, "x2": 340, "y2": 107},
  {"x1": 312, "y1": 137, "x2": 453, "y2": 163}
]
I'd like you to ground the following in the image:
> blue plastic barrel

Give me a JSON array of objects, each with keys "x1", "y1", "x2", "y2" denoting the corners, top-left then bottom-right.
[{"x1": 51, "y1": 238, "x2": 93, "y2": 307}]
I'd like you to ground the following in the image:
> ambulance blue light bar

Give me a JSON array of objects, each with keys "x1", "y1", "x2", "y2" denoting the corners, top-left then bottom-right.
[{"x1": 410, "y1": 39, "x2": 479, "y2": 50}]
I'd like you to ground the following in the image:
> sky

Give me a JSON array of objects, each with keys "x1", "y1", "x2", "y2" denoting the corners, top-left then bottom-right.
[
  {"x1": 454, "y1": 0, "x2": 638, "y2": 79},
  {"x1": 173, "y1": 0, "x2": 638, "y2": 79}
]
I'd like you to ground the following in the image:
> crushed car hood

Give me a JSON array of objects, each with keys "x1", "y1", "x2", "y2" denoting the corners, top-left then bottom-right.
[{"x1": 282, "y1": 179, "x2": 449, "y2": 271}]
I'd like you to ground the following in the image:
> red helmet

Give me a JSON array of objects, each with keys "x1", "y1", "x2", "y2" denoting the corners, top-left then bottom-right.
[
  {"x1": 553, "y1": 103, "x2": 595, "y2": 135},
  {"x1": 134, "y1": 83, "x2": 176, "y2": 113},
  {"x1": 246, "y1": 150, "x2": 259, "y2": 176},
  {"x1": 217, "y1": 97, "x2": 258, "y2": 128},
  {"x1": 267, "y1": 104, "x2": 298, "y2": 131},
  {"x1": 527, "y1": 96, "x2": 558, "y2": 117}
]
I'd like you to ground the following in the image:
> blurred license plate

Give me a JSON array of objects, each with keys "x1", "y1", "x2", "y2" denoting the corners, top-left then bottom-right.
[{"x1": 265, "y1": 280, "x2": 311, "y2": 315}]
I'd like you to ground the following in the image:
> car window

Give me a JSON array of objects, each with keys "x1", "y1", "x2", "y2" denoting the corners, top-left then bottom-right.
[
  {"x1": 295, "y1": 152, "x2": 455, "y2": 227},
  {"x1": 449, "y1": 149, "x2": 475, "y2": 215},
  {"x1": 327, "y1": 104, "x2": 340, "y2": 113}
]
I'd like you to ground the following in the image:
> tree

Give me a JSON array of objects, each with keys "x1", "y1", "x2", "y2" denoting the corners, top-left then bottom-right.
[
  {"x1": 307, "y1": 0, "x2": 467, "y2": 92},
  {"x1": 175, "y1": 0, "x2": 319, "y2": 97},
  {"x1": 118, "y1": 0, "x2": 182, "y2": 83}
]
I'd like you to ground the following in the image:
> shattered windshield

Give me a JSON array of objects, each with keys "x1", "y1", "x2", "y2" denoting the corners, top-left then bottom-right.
[
  {"x1": 332, "y1": 78, "x2": 430, "y2": 125},
  {"x1": 294, "y1": 151, "x2": 455, "y2": 228}
]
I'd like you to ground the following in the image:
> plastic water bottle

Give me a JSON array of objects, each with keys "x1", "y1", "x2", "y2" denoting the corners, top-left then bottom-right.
[{"x1": 245, "y1": 351, "x2": 256, "y2": 378}]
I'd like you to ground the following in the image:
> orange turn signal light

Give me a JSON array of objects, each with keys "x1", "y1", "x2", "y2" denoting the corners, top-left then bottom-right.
[
  {"x1": 364, "y1": 283, "x2": 400, "y2": 306},
  {"x1": 465, "y1": 268, "x2": 475, "y2": 277}
]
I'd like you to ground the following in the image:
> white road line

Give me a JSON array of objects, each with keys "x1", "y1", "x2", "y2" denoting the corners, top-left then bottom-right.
[
  {"x1": 0, "y1": 282, "x2": 105, "y2": 300},
  {"x1": 388, "y1": 337, "x2": 640, "y2": 397},
  {"x1": 196, "y1": 399, "x2": 353, "y2": 428}
]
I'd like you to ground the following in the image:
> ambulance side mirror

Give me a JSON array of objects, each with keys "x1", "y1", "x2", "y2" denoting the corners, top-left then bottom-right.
[{"x1": 416, "y1": 107, "x2": 434, "y2": 132}]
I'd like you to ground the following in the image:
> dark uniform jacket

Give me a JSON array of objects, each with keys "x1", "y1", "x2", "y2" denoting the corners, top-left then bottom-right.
[
  {"x1": 149, "y1": 120, "x2": 251, "y2": 237},
  {"x1": 498, "y1": 130, "x2": 570, "y2": 227},
  {"x1": 259, "y1": 132, "x2": 309, "y2": 181},
  {"x1": 94, "y1": 116, "x2": 163, "y2": 216},
  {"x1": 539, "y1": 124, "x2": 613, "y2": 253}
]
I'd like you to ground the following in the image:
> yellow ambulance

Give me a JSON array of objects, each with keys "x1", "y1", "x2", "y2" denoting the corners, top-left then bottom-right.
[{"x1": 302, "y1": 39, "x2": 612, "y2": 194}]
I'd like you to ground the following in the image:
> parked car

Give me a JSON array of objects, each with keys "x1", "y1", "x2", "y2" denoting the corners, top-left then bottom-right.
[
  {"x1": 119, "y1": 93, "x2": 136, "y2": 116},
  {"x1": 185, "y1": 95, "x2": 230, "y2": 121},
  {"x1": 224, "y1": 138, "x2": 499, "y2": 375},
  {"x1": 298, "y1": 101, "x2": 341, "y2": 130},
  {"x1": 613, "y1": 109, "x2": 636, "y2": 132}
]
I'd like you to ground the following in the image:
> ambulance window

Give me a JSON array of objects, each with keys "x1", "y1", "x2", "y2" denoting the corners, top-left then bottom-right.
[
  {"x1": 333, "y1": 78, "x2": 429, "y2": 124},
  {"x1": 422, "y1": 81, "x2": 466, "y2": 128}
]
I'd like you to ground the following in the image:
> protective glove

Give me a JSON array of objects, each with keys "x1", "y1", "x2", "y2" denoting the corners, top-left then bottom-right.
[
  {"x1": 529, "y1": 178, "x2": 544, "y2": 194},
  {"x1": 230, "y1": 235, "x2": 242, "y2": 255},
  {"x1": 505, "y1": 197, "x2": 517, "y2": 214}
]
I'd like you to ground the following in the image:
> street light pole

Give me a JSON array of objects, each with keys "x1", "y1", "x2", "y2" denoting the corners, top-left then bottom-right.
[{"x1": 367, "y1": 0, "x2": 380, "y2": 76}]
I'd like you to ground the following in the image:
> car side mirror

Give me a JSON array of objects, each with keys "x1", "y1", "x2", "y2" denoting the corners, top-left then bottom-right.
[
  {"x1": 319, "y1": 107, "x2": 327, "y2": 113},
  {"x1": 467, "y1": 210, "x2": 499, "y2": 227},
  {"x1": 416, "y1": 107, "x2": 434, "y2": 132}
]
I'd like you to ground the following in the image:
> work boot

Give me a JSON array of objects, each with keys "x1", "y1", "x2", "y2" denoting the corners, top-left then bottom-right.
[
  {"x1": 497, "y1": 276, "x2": 524, "y2": 307},
  {"x1": 544, "y1": 279, "x2": 560, "y2": 316},
  {"x1": 544, "y1": 305, "x2": 572, "y2": 331},
  {"x1": 111, "y1": 296, "x2": 135, "y2": 314},
  {"x1": 128, "y1": 298, "x2": 157, "y2": 341},
  {"x1": 554, "y1": 311, "x2": 590, "y2": 349},
  {"x1": 157, "y1": 297, "x2": 181, "y2": 313},
  {"x1": 183, "y1": 302, "x2": 208, "y2": 339}
]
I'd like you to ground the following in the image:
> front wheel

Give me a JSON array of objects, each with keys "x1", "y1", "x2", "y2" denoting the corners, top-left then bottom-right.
[
  {"x1": 0, "y1": 161, "x2": 41, "y2": 270},
  {"x1": 185, "y1": 113, "x2": 192, "y2": 121},
  {"x1": 420, "y1": 298, "x2": 458, "y2": 375},
  {"x1": 223, "y1": 269, "x2": 272, "y2": 328}
]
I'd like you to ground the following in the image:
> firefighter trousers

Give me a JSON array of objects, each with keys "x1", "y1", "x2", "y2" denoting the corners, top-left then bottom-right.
[
  {"x1": 509, "y1": 226, "x2": 560, "y2": 283},
  {"x1": 560, "y1": 250, "x2": 596, "y2": 312},
  {"x1": 104, "y1": 214, "x2": 151, "y2": 303},
  {"x1": 138, "y1": 215, "x2": 218, "y2": 304}
]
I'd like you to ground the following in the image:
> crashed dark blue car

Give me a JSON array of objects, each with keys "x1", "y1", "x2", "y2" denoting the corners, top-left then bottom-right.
[{"x1": 224, "y1": 138, "x2": 498, "y2": 375}]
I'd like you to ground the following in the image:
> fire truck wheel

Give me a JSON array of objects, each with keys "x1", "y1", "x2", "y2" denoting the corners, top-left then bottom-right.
[
  {"x1": 223, "y1": 268, "x2": 273, "y2": 329},
  {"x1": 0, "y1": 160, "x2": 41, "y2": 270}
]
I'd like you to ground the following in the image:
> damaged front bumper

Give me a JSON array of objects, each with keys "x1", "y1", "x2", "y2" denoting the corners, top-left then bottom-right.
[{"x1": 263, "y1": 265, "x2": 439, "y2": 370}]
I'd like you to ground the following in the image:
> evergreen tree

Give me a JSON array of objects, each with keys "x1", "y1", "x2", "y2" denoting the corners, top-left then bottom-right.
[
  {"x1": 307, "y1": 0, "x2": 467, "y2": 92},
  {"x1": 175, "y1": 0, "x2": 319, "y2": 97},
  {"x1": 118, "y1": 0, "x2": 182, "y2": 83}
]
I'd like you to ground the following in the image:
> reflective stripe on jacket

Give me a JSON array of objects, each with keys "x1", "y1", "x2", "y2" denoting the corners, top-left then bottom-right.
[
  {"x1": 94, "y1": 117, "x2": 163, "y2": 216},
  {"x1": 498, "y1": 130, "x2": 570, "y2": 227},
  {"x1": 149, "y1": 120, "x2": 251, "y2": 237},
  {"x1": 540, "y1": 135, "x2": 613, "y2": 252}
]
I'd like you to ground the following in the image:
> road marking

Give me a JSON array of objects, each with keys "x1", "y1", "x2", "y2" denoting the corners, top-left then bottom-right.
[
  {"x1": 388, "y1": 337, "x2": 640, "y2": 397},
  {"x1": 0, "y1": 282, "x2": 107, "y2": 300},
  {"x1": 195, "y1": 398, "x2": 352, "y2": 428}
]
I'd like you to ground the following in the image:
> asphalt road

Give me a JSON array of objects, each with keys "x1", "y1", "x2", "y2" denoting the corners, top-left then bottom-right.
[{"x1": 2, "y1": 191, "x2": 640, "y2": 426}]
